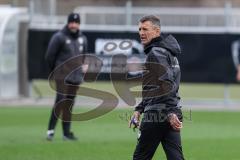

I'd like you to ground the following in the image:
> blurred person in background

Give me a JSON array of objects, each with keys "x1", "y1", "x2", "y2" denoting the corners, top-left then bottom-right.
[
  {"x1": 232, "y1": 40, "x2": 240, "y2": 81},
  {"x1": 237, "y1": 67, "x2": 240, "y2": 81},
  {"x1": 45, "y1": 13, "x2": 87, "y2": 141},
  {"x1": 129, "y1": 15, "x2": 185, "y2": 160}
]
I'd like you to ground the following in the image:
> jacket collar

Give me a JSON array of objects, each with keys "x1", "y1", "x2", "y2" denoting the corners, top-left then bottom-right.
[{"x1": 144, "y1": 36, "x2": 163, "y2": 54}]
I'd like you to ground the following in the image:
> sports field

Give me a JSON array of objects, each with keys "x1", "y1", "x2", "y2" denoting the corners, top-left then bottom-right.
[{"x1": 0, "y1": 106, "x2": 240, "y2": 160}]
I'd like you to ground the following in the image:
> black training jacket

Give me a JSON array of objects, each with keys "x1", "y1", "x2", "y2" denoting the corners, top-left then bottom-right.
[
  {"x1": 135, "y1": 34, "x2": 182, "y2": 118},
  {"x1": 45, "y1": 26, "x2": 87, "y2": 85}
]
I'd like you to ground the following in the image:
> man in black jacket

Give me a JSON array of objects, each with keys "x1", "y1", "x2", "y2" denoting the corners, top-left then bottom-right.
[
  {"x1": 130, "y1": 15, "x2": 185, "y2": 160},
  {"x1": 45, "y1": 13, "x2": 87, "y2": 141}
]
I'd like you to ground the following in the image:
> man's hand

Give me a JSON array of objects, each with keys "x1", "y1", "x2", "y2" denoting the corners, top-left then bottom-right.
[
  {"x1": 82, "y1": 64, "x2": 89, "y2": 73},
  {"x1": 129, "y1": 111, "x2": 141, "y2": 130},
  {"x1": 168, "y1": 113, "x2": 183, "y2": 131}
]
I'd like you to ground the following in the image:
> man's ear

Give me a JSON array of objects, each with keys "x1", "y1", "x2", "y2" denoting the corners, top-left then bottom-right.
[
  {"x1": 157, "y1": 27, "x2": 161, "y2": 35},
  {"x1": 154, "y1": 26, "x2": 160, "y2": 35}
]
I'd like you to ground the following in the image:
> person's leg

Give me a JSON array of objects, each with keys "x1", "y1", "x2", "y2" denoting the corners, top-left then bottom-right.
[
  {"x1": 161, "y1": 126, "x2": 185, "y2": 160},
  {"x1": 46, "y1": 92, "x2": 65, "y2": 140},
  {"x1": 62, "y1": 86, "x2": 78, "y2": 137},
  {"x1": 48, "y1": 92, "x2": 65, "y2": 130},
  {"x1": 61, "y1": 96, "x2": 75, "y2": 136},
  {"x1": 133, "y1": 121, "x2": 163, "y2": 160}
]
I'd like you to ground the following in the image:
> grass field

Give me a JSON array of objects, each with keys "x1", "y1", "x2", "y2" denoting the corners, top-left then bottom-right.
[
  {"x1": 0, "y1": 107, "x2": 240, "y2": 160},
  {"x1": 32, "y1": 80, "x2": 240, "y2": 100}
]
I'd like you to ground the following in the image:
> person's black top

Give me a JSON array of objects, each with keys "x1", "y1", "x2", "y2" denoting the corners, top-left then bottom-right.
[
  {"x1": 135, "y1": 34, "x2": 182, "y2": 119},
  {"x1": 45, "y1": 25, "x2": 87, "y2": 85}
]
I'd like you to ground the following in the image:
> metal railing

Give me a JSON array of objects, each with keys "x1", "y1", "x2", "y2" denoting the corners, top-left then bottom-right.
[{"x1": 29, "y1": 3, "x2": 240, "y2": 33}]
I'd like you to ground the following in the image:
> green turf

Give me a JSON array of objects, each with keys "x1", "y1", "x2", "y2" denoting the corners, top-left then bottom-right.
[{"x1": 0, "y1": 107, "x2": 239, "y2": 160}]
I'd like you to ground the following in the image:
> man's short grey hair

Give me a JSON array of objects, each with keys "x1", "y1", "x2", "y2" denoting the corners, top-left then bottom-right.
[{"x1": 139, "y1": 15, "x2": 161, "y2": 28}]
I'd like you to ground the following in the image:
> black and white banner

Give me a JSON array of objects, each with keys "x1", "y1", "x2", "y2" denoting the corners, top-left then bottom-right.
[{"x1": 28, "y1": 29, "x2": 239, "y2": 83}]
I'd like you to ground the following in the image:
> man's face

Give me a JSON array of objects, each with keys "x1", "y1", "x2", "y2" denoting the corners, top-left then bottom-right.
[
  {"x1": 68, "y1": 22, "x2": 80, "y2": 33},
  {"x1": 139, "y1": 21, "x2": 160, "y2": 46}
]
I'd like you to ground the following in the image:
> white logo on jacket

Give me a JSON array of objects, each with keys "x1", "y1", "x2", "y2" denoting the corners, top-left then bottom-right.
[
  {"x1": 66, "y1": 39, "x2": 71, "y2": 44},
  {"x1": 78, "y1": 37, "x2": 84, "y2": 44},
  {"x1": 79, "y1": 46, "x2": 83, "y2": 52}
]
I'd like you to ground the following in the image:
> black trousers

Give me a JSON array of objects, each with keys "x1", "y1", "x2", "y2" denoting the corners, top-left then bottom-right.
[
  {"x1": 133, "y1": 112, "x2": 185, "y2": 160},
  {"x1": 47, "y1": 82, "x2": 78, "y2": 136}
]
